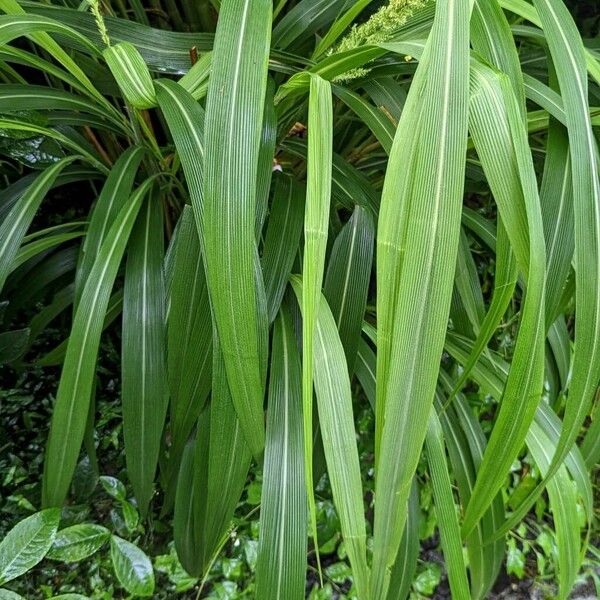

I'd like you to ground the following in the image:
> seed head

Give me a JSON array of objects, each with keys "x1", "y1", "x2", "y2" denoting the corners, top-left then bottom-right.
[
  {"x1": 333, "y1": 0, "x2": 428, "y2": 81},
  {"x1": 88, "y1": 0, "x2": 111, "y2": 48}
]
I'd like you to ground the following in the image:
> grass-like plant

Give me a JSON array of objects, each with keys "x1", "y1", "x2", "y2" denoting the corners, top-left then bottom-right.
[{"x1": 0, "y1": 0, "x2": 598, "y2": 598}]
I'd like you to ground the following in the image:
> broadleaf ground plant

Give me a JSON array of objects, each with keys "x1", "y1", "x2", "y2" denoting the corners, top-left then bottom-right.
[{"x1": 0, "y1": 0, "x2": 598, "y2": 598}]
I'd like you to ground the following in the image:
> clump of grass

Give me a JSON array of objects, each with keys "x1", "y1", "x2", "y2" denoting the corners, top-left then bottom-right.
[{"x1": 0, "y1": 1, "x2": 595, "y2": 599}]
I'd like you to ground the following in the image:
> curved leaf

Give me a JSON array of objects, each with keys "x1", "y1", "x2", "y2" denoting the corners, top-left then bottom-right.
[
  {"x1": 47, "y1": 524, "x2": 110, "y2": 563},
  {"x1": 462, "y1": 61, "x2": 546, "y2": 538},
  {"x1": 110, "y1": 536, "x2": 154, "y2": 597},
  {"x1": 103, "y1": 42, "x2": 155, "y2": 109},
  {"x1": 0, "y1": 157, "x2": 79, "y2": 293},
  {"x1": 202, "y1": 0, "x2": 272, "y2": 457},
  {"x1": 43, "y1": 179, "x2": 154, "y2": 508},
  {"x1": 0, "y1": 509, "x2": 60, "y2": 585}
]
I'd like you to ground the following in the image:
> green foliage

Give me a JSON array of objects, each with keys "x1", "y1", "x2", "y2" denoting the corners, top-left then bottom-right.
[
  {"x1": 110, "y1": 536, "x2": 155, "y2": 597},
  {"x1": 47, "y1": 525, "x2": 110, "y2": 563},
  {"x1": 0, "y1": 509, "x2": 59, "y2": 585},
  {"x1": 0, "y1": 0, "x2": 598, "y2": 598}
]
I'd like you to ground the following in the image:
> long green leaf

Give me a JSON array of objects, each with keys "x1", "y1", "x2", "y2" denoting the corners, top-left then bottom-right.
[
  {"x1": 75, "y1": 147, "x2": 145, "y2": 310},
  {"x1": 371, "y1": 1, "x2": 470, "y2": 596},
  {"x1": 122, "y1": 191, "x2": 168, "y2": 516},
  {"x1": 530, "y1": 0, "x2": 600, "y2": 503},
  {"x1": 426, "y1": 410, "x2": 470, "y2": 600},
  {"x1": 332, "y1": 85, "x2": 395, "y2": 155},
  {"x1": 445, "y1": 333, "x2": 593, "y2": 520},
  {"x1": 0, "y1": 84, "x2": 125, "y2": 132},
  {"x1": 261, "y1": 175, "x2": 304, "y2": 323},
  {"x1": 540, "y1": 113, "x2": 573, "y2": 326},
  {"x1": 166, "y1": 206, "x2": 212, "y2": 477},
  {"x1": 272, "y1": 0, "x2": 348, "y2": 50},
  {"x1": 323, "y1": 205, "x2": 374, "y2": 373},
  {"x1": 0, "y1": 168, "x2": 98, "y2": 226},
  {"x1": 0, "y1": 157, "x2": 79, "y2": 293},
  {"x1": 386, "y1": 480, "x2": 420, "y2": 600},
  {"x1": 282, "y1": 138, "x2": 379, "y2": 216},
  {"x1": 581, "y1": 404, "x2": 600, "y2": 467},
  {"x1": 471, "y1": 0, "x2": 600, "y2": 532},
  {"x1": 202, "y1": 0, "x2": 272, "y2": 457},
  {"x1": 453, "y1": 227, "x2": 485, "y2": 336},
  {"x1": 200, "y1": 338, "x2": 252, "y2": 570},
  {"x1": 256, "y1": 78, "x2": 277, "y2": 238},
  {"x1": 499, "y1": 0, "x2": 600, "y2": 85},
  {"x1": 9, "y1": 232, "x2": 83, "y2": 277},
  {"x1": 462, "y1": 61, "x2": 546, "y2": 537},
  {"x1": 256, "y1": 305, "x2": 307, "y2": 600},
  {"x1": 436, "y1": 384, "x2": 504, "y2": 600},
  {"x1": 350, "y1": 336, "x2": 423, "y2": 600},
  {"x1": 0, "y1": 1, "x2": 107, "y2": 105},
  {"x1": 527, "y1": 421, "x2": 580, "y2": 600},
  {"x1": 174, "y1": 436, "x2": 202, "y2": 576},
  {"x1": 37, "y1": 291, "x2": 123, "y2": 368},
  {"x1": 301, "y1": 73, "x2": 333, "y2": 577},
  {"x1": 42, "y1": 179, "x2": 154, "y2": 508},
  {"x1": 291, "y1": 276, "x2": 369, "y2": 600}
]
